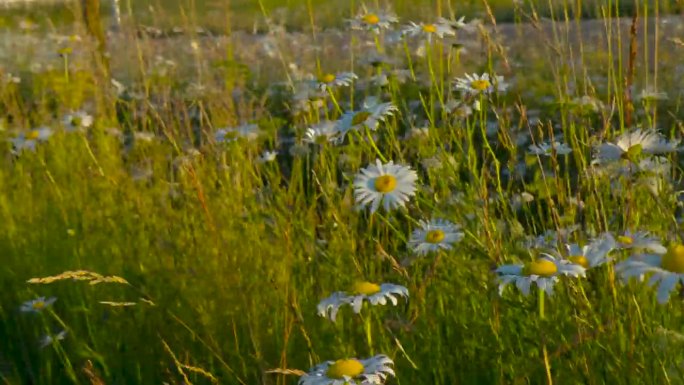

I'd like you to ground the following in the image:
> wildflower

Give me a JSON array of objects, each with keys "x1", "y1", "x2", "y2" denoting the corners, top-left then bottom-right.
[
  {"x1": 62, "y1": 111, "x2": 94, "y2": 132},
  {"x1": 215, "y1": 123, "x2": 260, "y2": 143},
  {"x1": 616, "y1": 244, "x2": 684, "y2": 303},
  {"x1": 336, "y1": 98, "x2": 398, "y2": 139},
  {"x1": 402, "y1": 18, "x2": 456, "y2": 41},
  {"x1": 317, "y1": 282, "x2": 409, "y2": 322},
  {"x1": 615, "y1": 230, "x2": 667, "y2": 254},
  {"x1": 593, "y1": 129, "x2": 679, "y2": 163},
  {"x1": 20, "y1": 297, "x2": 57, "y2": 313},
  {"x1": 638, "y1": 89, "x2": 668, "y2": 101},
  {"x1": 349, "y1": 8, "x2": 398, "y2": 33},
  {"x1": 10, "y1": 127, "x2": 52, "y2": 153},
  {"x1": 444, "y1": 100, "x2": 473, "y2": 119},
  {"x1": 316, "y1": 72, "x2": 357, "y2": 91},
  {"x1": 496, "y1": 254, "x2": 586, "y2": 296},
  {"x1": 40, "y1": 330, "x2": 68, "y2": 349},
  {"x1": 408, "y1": 219, "x2": 464, "y2": 256},
  {"x1": 353, "y1": 159, "x2": 418, "y2": 213},
  {"x1": 528, "y1": 141, "x2": 572, "y2": 156},
  {"x1": 454, "y1": 73, "x2": 507, "y2": 96},
  {"x1": 299, "y1": 355, "x2": 395, "y2": 385},
  {"x1": 304, "y1": 121, "x2": 340, "y2": 144},
  {"x1": 258, "y1": 150, "x2": 278, "y2": 163},
  {"x1": 564, "y1": 233, "x2": 616, "y2": 269}
]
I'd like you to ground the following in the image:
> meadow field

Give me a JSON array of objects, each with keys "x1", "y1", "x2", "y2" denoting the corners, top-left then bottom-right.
[{"x1": 1, "y1": 0, "x2": 684, "y2": 384}]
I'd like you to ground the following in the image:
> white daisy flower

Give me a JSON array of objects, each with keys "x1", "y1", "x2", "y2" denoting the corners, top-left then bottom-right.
[
  {"x1": 353, "y1": 159, "x2": 418, "y2": 213},
  {"x1": 349, "y1": 8, "x2": 398, "y2": 33},
  {"x1": 528, "y1": 141, "x2": 572, "y2": 156},
  {"x1": 304, "y1": 121, "x2": 340, "y2": 145},
  {"x1": 299, "y1": 355, "x2": 395, "y2": 385},
  {"x1": 62, "y1": 111, "x2": 94, "y2": 132},
  {"x1": 444, "y1": 100, "x2": 473, "y2": 119},
  {"x1": 496, "y1": 254, "x2": 586, "y2": 296},
  {"x1": 317, "y1": 282, "x2": 409, "y2": 322},
  {"x1": 616, "y1": 245, "x2": 684, "y2": 303},
  {"x1": 40, "y1": 330, "x2": 68, "y2": 349},
  {"x1": 615, "y1": 230, "x2": 667, "y2": 254},
  {"x1": 593, "y1": 129, "x2": 679, "y2": 163},
  {"x1": 638, "y1": 88, "x2": 668, "y2": 101},
  {"x1": 408, "y1": 219, "x2": 464, "y2": 256},
  {"x1": 336, "y1": 98, "x2": 398, "y2": 140},
  {"x1": 454, "y1": 73, "x2": 508, "y2": 96},
  {"x1": 20, "y1": 296, "x2": 57, "y2": 313},
  {"x1": 564, "y1": 233, "x2": 616, "y2": 269},
  {"x1": 215, "y1": 123, "x2": 260, "y2": 143},
  {"x1": 10, "y1": 127, "x2": 52, "y2": 153},
  {"x1": 258, "y1": 150, "x2": 278, "y2": 163},
  {"x1": 316, "y1": 72, "x2": 357, "y2": 91},
  {"x1": 402, "y1": 18, "x2": 456, "y2": 41}
]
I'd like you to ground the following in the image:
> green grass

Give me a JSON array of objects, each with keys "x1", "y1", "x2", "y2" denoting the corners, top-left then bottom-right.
[{"x1": 1, "y1": 0, "x2": 684, "y2": 384}]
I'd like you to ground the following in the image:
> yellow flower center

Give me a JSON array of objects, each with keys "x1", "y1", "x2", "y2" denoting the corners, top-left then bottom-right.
[
  {"x1": 351, "y1": 111, "x2": 371, "y2": 126},
  {"x1": 25, "y1": 130, "x2": 40, "y2": 140},
  {"x1": 425, "y1": 229, "x2": 445, "y2": 244},
  {"x1": 422, "y1": 24, "x2": 437, "y2": 33},
  {"x1": 470, "y1": 79, "x2": 491, "y2": 91},
  {"x1": 373, "y1": 175, "x2": 397, "y2": 193},
  {"x1": 320, "y1": 73, "x2": 336, "y2": 83},
  {"x1": 362, "y1": 14, "x2": 380, "y2": 25},
  {"x1": 70, "y1": 117, "x2": 82, "y2": 127},
  {"x1": 522, "y1": 259, "x2": 558, "y2": 277},
  {"x1": 569, "y1": 255, "x2": 589, "y2": 269},
  {"x1": 326, "y1": 359, "x2": 364, "y2": 379},
  {"x1": 617, "y1": 235, "x2": 633, "y2": 245},
  {"x1": 661, "y1": 244, "x2": 684, "y2": 273},
  {"x1": 32, "y1": 301, "x2": 46, "y2": 310},
  {"x1": 623, "y1": 144, "x2": 643, "y2": 160},
  {"x1": 352, "y1": 281, "x2": 381, "y2": 295}
]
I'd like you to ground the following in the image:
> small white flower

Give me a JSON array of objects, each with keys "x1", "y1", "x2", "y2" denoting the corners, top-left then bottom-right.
[
  {"x1": 317, "y1": 282, "x2": 409, "y2": 322},
  {"x1": 408, "y1": 219, "x2": 464, "y2": 256},
  {"x1": 349, "y1": 8, "x2": 398, "y2": 33},
  {"x1": 336, "y1": 98, "x2": 398, "y2": 140},
  {"x1": 564, "y1": 233, "x2": 616, "y2": 269},
  {"x1": 638, "y1": 88, "x2": 668, "y2": 101},
  {"x1": 454, "y1": 73, "x2": 507, "y2": 96},
  {"x1": 10, "y1": 127, "x2": 52, "y2": 153},
  {"x1": 215, "y1": 123, "x2": 260, "y2": 143},
  {"x1": 316, "y1": 72, "x2": 357, "y2": 91},
  {"x1": 304, "y1": 121, "x2": 339, "y2": 144},
  {"x1": 40, "y1": 330, "x2": 68, "y2": 349},
  {"x1": 62, "y1": 111, "x2": 93, "y2": 132},
  {"x1": 496, "y1": 254, "x2": 586, "y2": 296},
  {"x1": 20, "y1": 297, "x2": 57, "y2": 313},
  {"x1": 593, "y1": 129, "x2": 679, "y2": 163},
  {"x1": 614, "y1": 230, "x2": 667, "y2": 254},
  {"x1": 616, "y1": 245, "x2": 684, "y2": 303},
  {"x1": 353, "y1": 159, "x2": 418, "y2": 213},
  {"x1": 299, "y1": 355, "x2": 395, "y2": 385},
  {"x1": 258, "y1": 150, "x2": 278, "y2": 163},
  {"x1": 402, "y1": 18, "x2": 456, "y2": 41},
  {"x1": 528, "y1": 141, "x2": 572, "y2": 156}
]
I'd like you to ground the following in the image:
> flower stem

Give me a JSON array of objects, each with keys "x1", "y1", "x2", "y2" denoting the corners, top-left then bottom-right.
[{"x1": 539, "y1": 289, "x2": 553, "y2": 385}]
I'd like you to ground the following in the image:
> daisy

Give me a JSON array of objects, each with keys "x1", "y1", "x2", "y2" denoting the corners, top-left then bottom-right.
[
  {"x1": 304, "y1": 121, "x2": 340, "y2": 145},
  {"x1": 258, "y1": 150, "x2": 278, "y2": 163},
  {"x1": 353, "y1": 159, "x2": 418, "y2": 213},
  {"x1": 616, "y1": 244, "x2": 684, "y2": 303},
  {"x1": 62, "y1": 111, "x2": 94, "y2": 132},
  {"x1": 10, "y1": 127, "x2": 52, "y2": 153},
  {"x1": 593, "y1": 129, "x2": 679, "y2": 163},
  {"x1": 408, "y1": 219, "x2": 464, "y2": 256},
  {"x1": 528, "y1": 141, "x2": 572, "y2": 156},
  {"x1": 454, "y1": 73, "x2": 508, "y2": 96},
  {"x1": 317, "y1": 282, "x2": 409, "y2": 322},
  {"x1": 215, "y1": 123, "x2": 260, "y2": 143},
  {"x1": 299, "y1": 355, "x2": 395, "y2": 385},
  {"x1": 20, "y1": 296, "x2": 57, "y2": 313},
  {"x1": 316, "y1": 72, "x2": 357, "y2": 92},
  {"x1": 564, "y1": 233, "x2": 616, "y2": 269},
  {"x1": 614, "y1": 230, "x2": 667, "y2": 254},
  {"x1": 40, "y1": 330, "x2": 68, "y2": 349},
  {"x1": 496, "y1": 254, "x2": 586, "y2": 296},
  {"x1": 349, "y1": 8, "x2": 398, "y2": 33},
  {"x1": 402, "y1": 18, "x2": 457, "y2": 41},
  {"x1": 336, "y1": 98, "x2": 398, "y2": 140}
]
